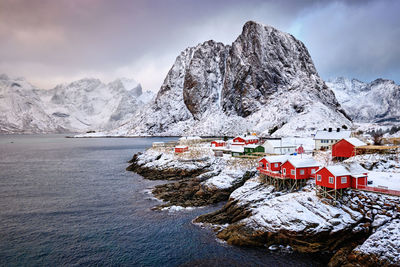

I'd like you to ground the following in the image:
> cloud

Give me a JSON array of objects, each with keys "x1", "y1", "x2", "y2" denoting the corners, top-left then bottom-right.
[{"x1": 0, "y1": 0, "x2": 398, "y2": 90}]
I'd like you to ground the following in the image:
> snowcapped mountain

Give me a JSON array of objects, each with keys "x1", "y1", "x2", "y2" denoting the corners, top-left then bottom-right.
[
  {"x1": 0, "y1": 74, "x2": 65, "y2": 133},
  {"x1": 0, "y1": 74, "x2": 154, "y2": 133},
  {"x1": 111, "y1": 21, "x2": 351, "y2": 137},
  {"x1": 327, "y1": 77, "x2": 400, "y2": 123}
]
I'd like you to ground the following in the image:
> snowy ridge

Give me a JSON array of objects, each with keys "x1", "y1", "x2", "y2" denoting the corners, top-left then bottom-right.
[
  {"x1": 109, "y1": 21, "x2": 351, "y2": 137},
  {"x1": 327, "y1": 77, "x2": 400, "y2": 123},
  {"x1": 0, "y1": 74, "x2": 154, "y2": 133}
]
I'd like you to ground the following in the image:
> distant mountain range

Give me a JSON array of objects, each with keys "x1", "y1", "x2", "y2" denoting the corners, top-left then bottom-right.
[
  {"x1": 327, "y1": 77, "x2": 400, "y2": 124},
  {"x1": 1, "y1": 21, "x2": 399, "y2": 136},
  {"x1": 0, "y1": 74, "x2": 154, "y2": 133}
]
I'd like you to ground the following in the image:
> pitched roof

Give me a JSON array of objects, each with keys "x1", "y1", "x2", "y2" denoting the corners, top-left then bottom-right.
[
  {"x1": 263, "y1": 155, "x2": 289, "y2": 163},
  {"x1": 343, "y1": 138, "x2": 366, "y2": 147},
  {"x1": 175, "y1": 145, "x2": 188, "y2": 149},
  {"x1": 287, "y1": 158, "x2": 319, "y2": 168},
  {"x1": 231, "y1": 146, "x2": 244, "y2": 153},
  {"x1": 244, "y1": 144, "x2": 258, "y2": 149},
  {"x1": 265, "y1": 139, "x2": 296, "y2": 148},
  {"x1": 326, "y1": 166, "x2": 351, "y2": 176},
  {"x1": 314, "y1": 130, "x2": 351, "y2": 140},
  {"x1": 324, "y1": 162, "x2": 367, "y2": 177}
]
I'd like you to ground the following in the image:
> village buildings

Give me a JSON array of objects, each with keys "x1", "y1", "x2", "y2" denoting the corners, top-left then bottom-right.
[{"x1": 314, "y1": 128, "x2": 352, "y2": 150}]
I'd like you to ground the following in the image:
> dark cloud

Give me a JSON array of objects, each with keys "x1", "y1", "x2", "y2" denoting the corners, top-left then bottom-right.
[{"x1": 0, "y1": 0, "x2": 398, "y2": 90}]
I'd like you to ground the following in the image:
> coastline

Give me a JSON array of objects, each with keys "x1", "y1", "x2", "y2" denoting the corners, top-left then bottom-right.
[{"x1": 126, "y1": 141, "x2": 400, "y2": 266}]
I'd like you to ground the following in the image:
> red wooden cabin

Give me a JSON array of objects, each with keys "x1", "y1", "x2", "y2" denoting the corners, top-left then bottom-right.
[
  {"x1": 233, "y1": 135, "x2": 259, "y2": 145},
  {"x1": 259, "y1": 155, "x2": 289, "y2": 172},
  {"x1": 332, "y1": 138, "x2": 366, "y2": 159},
  {"x1": 211, "y1": 140, "x2": 226, "y2": 147},
  {"x1": 174, "y1": 145, "x2": 188, "y2": 153},
  {"x1": 315, "y1": 166, "x2": 351, "y2": 189},
  {"x1": 315, "y1": 163, "x2": 368, "y2": 190},
  {"x1": 281, "y1": 158, "x2": 319, "y2": 179}
]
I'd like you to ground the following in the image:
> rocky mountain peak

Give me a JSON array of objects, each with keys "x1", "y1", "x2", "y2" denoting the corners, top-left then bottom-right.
[{"x1": 114, "y1": 21, "x2": 350, "y2": 136}]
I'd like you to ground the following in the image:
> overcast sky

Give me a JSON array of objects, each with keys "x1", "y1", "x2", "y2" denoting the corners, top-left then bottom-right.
[{"x1": 0, "y1": 0, "x2": 399, "y2": 91}]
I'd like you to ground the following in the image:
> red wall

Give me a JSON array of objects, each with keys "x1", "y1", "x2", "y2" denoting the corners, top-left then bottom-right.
[
  {"x1": 332, "y1": 139, "x2": 355, "y2": 158},
  {"x1": 351, "y1": 176, "x2": 367, "y2": 188},
  {"x1": 175, "y1": 147, "x2": 188, "y2": 153},
  {"x1": 259, "y1": 158, "x2": 281, "y2": 171},
  {"x1": 315, "y1": 167, "x2": 351, "y2": 189},
  {"x1": 259, "y1": 158, "x2": 267, "y2": 169},
  {"x1": 281, "y1": 161, "x2": 295, "y2": 178}
]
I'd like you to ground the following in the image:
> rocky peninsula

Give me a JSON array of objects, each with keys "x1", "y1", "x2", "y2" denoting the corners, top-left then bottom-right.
[{"x1": 127, "y1": 142, "x2": 400, "y2": 266}]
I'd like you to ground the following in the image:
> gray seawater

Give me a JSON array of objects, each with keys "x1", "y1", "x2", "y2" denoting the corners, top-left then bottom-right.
[{"x1": 0, "y1": 135, "x2": 325, "y2": 266}]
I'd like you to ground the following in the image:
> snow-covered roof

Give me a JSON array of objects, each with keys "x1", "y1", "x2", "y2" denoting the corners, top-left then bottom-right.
[
  {"x1": 265, "y1": 139, "x2": 296, "y2": 148},
  {"x1": 175, "y1": 145, "x2": 188, "y2": 149},
  {"x1": 314, "y1": 130, "x2": 351, "y2": 140},
  {"x1": 346, "y1": 162, "x2": 367, "y2": 175},
  {"x1": 343, "y1": 137, "x2": 366, "y2": 147},
  {"x1": 244, "y1": 144, "x2": 258, "y2": 149},
  {"x1": 326, "y1": 166, "x2": 351, "y2": 176},
  {"x1": 325, "y1": 162, "x2": 367, "y2": 177},
  {"x1": 231, "y1": 146, "x2": 244, "y2": 153},
  {"x1": 212, "y1": 140, "x2": 225, "y2": 143},
  {"x1": 263, "y1": 155, "x2": 289, "y2": 163},
  {"x1": 287, "y1": 158, "x2": 319, "y2": 168},
  {"x1": 235, "y1": 135, "x2": 259, "y2": 141}
]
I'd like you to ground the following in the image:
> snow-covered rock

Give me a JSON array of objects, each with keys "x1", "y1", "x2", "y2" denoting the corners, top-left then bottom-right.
[
  {"x1": 0, "y1": 74, "x2": 65, "y2": 133},
  {"x1": 111, "y1": 21, "x2": 351, "y2": 137},
  {"x1": 327, "y1": 77, "x2": 400, "y2": 123},
  {"x1": 0, "y1": 74, "x2": 154, "y2": 133},
  {"x1": 352, "y1": 219, "x2": 400, "y2": 265}
]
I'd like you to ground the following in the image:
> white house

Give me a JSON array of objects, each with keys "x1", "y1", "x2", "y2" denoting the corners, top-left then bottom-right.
[
  {"x1": 314, "y1": 128, "x2": 352, "y2": 150},
  {"x1": 263, "y1": 139, "x2": 297, "y2": 155}
]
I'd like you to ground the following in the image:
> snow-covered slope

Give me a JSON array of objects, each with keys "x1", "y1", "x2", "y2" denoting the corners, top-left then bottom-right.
[
  {"x1": 112, "y1": 21, "x2": 351, "y2": 137},
  {"x1": 327, "y1": 77, "x2": 400, "y2": 123},
  {"x1": 0, "y1": 74, "x2": 154, "y2": 133},
  {"x1": 0, "y1": 74, "x2": 65, "y2": 133}
]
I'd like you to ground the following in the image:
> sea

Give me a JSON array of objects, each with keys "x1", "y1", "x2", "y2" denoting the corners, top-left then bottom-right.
[{"x1": 0, "y1": 135, "x2": 325, "y2": 266}]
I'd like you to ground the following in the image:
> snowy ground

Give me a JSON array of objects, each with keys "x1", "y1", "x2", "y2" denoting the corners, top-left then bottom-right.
[{"x1": 368, "y1": 171, "x2": 400, "y2": 191}]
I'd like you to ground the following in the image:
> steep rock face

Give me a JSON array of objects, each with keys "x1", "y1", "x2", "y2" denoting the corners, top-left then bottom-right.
[
  {"x1": 327, "y1": 77, "x2": 400, "y2": 123},
  {"x1": 116, "y1": 21, "x2": 350, "y2": 137},
  {"x1": 222, "y1": 21, "x2": 339, "y2": 117}
]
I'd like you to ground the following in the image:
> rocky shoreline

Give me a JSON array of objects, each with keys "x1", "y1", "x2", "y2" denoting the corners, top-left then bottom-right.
[{"x1": 126, "y1": 147, "x2": 400, "y2": 266}]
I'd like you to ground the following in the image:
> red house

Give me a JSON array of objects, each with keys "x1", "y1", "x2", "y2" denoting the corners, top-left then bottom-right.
[
  {"x1": 174, "y1": 145, "x2": 188, "y2": 153},
  {"x1": 281, "y1": 158, "x2": 320, "y2": 179},
  {"x1": 332, "y1": 138, "x2": 366, "y2": 159},
  {"x1": 259, "y1": 155, "x2": 289, "y2": 172},
  {"x1": 315, "y1": 163, "x2": 368, "y2": 190},
  {"x1": 233, "y1": 135, "x2": 259, "y2": 145},
  {"x1": 211, "y1": 140, "x2": 226, "y2": 147}
]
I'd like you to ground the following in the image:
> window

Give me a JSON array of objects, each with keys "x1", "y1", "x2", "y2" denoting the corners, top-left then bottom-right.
[
  {"x1": 300, "y1": 169, "x2": 305, "y2": 175},
  {"x1": 329, "y1": 177, "x2": 334, "y2": 184},
  {"x1": 274, "y1": 163, "x2": 278, "y2": 168},
  {"x1": 266, "y1": 163, "x2": 269, "y2": 168},
  {"x1": 341, "y1": 177, "x2": 347, "y2": 184},
  {"x1": 291, "y1": 170, "x2": 295, "y2": 175},
  {"x1": 311, "y1": 169, "x2": 316, "y2": 174},
  {"x1": 283, "y1": 168, "x2": 286, "y2": 175},
  {"x1": 317, "y1": 174, "x2": 321, "y2": 181}
]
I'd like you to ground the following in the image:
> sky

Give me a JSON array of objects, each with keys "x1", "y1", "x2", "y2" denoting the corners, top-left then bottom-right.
[{"x1": 0, "y1": 0, "x2": 399, "y2": 91}]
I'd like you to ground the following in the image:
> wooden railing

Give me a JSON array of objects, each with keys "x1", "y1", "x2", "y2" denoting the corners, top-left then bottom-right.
[
  {"x1": 257, "y1": 167, "x2": 287, "y2": 179},
  {"x1": 356, "y1": 185, "x2": 400, "y2": 196}
]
